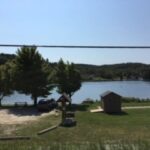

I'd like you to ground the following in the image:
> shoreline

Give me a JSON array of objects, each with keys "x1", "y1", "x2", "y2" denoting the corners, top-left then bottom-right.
[
  {"x1": 82, "y1": 79, "x2": 149, "y2": 82},
  {"x1": 1, "y1": 97, "x2": 150, "y2": 107}
]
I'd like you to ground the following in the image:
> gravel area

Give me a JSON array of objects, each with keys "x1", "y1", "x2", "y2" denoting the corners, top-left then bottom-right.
[{"x1": 0, "y1": 108, "x2": 59, "y2": 125}]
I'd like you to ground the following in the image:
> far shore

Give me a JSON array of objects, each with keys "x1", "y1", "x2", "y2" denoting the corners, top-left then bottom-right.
[{"x1": 1, "y1": 97, "x2": 150, "y2": 108}]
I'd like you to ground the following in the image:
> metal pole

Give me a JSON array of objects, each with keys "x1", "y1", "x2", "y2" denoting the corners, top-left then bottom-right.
[{"x1": 0, "y1": 44, "x2": 150, "y2": 49}]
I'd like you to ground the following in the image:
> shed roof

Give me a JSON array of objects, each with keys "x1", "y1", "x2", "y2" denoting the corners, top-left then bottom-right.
[{"x1": 101, "y1": 91, "x2": 121, "y2": 98}]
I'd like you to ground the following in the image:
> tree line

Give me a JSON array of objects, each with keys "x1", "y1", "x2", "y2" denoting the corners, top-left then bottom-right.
[
  {"x1": 1, "y1": 53, "x2": 150, "y2": 81},
  {"x1": 75, "y1": 63, "x2": 150, "y2": 81},
  {"x1": 0, "y1": 54, "x2": 150, "y2": 81},
  {"x1": 0, "y1": 50, "x2": 150, "y2": 106},
  {"x1": 0, "y1": 47, "x2": 81, "y2": 106}
]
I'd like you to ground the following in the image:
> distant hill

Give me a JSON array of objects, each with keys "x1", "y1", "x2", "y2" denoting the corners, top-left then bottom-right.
[
  {"x1": 0, "y1": 53, "x2": 16, "y2": 65},
  {"x1": 0, "y1": 53, "x2": 149, "y2": 81},
  {"x1": 75, "y1": 63, "x2": 150, "y2": 81}
]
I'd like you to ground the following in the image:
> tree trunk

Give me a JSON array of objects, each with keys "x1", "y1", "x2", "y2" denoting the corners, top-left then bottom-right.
[
  {"x1": 0, "y1": 96, "x2": 3, "y2": 107},
  {"x1": 33, "y1": 97, "x2": 38, "y2": 106},
  {"x1": 69, "y1": 93, "x2": 72, "y2": 98},
  {"x1": 68, "y1": 93, "x2": 72, "y2": 106},
  {"x1": 0, "y1": 99, "x2": 1, "y2": 107}
]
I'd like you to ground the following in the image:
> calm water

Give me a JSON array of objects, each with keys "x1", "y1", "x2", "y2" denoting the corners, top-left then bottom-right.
[{"x1": 2, "y1": 81, "x2": 150, "y2": 105}]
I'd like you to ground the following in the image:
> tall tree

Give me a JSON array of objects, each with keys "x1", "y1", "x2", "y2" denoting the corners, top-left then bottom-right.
[
  {"x1": 56, "y1": 59, "x2": 68, "y2": 94},
  {"x1": 14, "y1": 46, "x2": 53, "y2": 106},
  {"x1": 66, "y1": 63, "x2": 81, "y2": 97},
  {"x1": 0, "y1": 62, "x2": 13, "y2": 106},
  {"x1": 56, "y1": 59, "x2": 81, "y2": 101}
]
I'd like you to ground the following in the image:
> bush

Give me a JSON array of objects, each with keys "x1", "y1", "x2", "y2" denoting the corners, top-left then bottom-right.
[
  {"x1": 82, "y1": 98, "x2": 94, "y2": 104},
  {"x1": 122, "y1": 97, "x2": 150, "y2": 103}
]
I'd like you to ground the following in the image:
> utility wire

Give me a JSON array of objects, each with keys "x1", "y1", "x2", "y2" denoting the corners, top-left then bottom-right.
[{"x1": 0, "y1": 44, "x2": 150, "y2": 49}]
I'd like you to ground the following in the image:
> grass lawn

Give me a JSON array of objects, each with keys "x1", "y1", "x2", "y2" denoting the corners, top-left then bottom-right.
[
  {"x1": 122, "y1": 101, "x2": 150, "y2": 107},
  {"x1": 88, "y1": 101, "x2": 150, "y2": 109},
  {"x1": 0, "y1": 103, "x2": 150, "y2": 149}
]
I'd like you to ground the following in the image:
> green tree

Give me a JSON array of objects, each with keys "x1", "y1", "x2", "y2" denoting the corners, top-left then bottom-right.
[
  {"x1": 14, "y1": 46, "x2": 53, "y2": 106},
  {"x1": 0, "y1": 62, "x2": 13, "y2": 106},
  {"x1": 56, "y1": 59, "x2": 81, "y2": 101},
  {"x1": 56, "y1": 59, "x2": 67, "y2": 93},
  {"x1": 67, "y1": 63, "x2": 81, "y2": 97}
]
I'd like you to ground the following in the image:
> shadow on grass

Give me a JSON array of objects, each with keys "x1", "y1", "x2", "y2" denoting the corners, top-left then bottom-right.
[
  {"x1": 5, "y1": 107, "x2": 45, "y2": 116},
  {"x1": 105, "y1": 111, "x2": 128, "y2": 116}
]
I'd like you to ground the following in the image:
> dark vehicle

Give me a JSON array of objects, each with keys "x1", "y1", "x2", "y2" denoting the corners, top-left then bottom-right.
[
  {"x1": 47, "y1": 99, "x2": 58, "y2": 110},
  {"x1": 37, "y1": 99, "x2": 58, "y2": 112}
]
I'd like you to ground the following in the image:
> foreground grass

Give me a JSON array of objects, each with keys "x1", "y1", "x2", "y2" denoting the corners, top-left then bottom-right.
[
  {"x1": 0, "y1": 105, "x2": 150, "y2": 149},
  {"x1": 0, "y1": 141, "x2": 150, "y2": 150}
]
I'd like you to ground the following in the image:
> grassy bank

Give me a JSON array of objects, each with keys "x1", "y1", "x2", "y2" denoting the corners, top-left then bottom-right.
[
  {"x1": 0, "y1": 103, "x2": 150, "y2": 149},
  {"x1": 88, "y1": 97, "x2": 150, "y2": 107}
]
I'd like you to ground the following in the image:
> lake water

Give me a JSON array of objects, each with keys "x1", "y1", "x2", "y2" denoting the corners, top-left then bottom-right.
[{"x1": 2, "y1": 81, "x2": 150, "y2": 105}]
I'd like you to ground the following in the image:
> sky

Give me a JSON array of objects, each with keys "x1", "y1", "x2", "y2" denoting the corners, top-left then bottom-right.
[{"x1": 0, "y1": 0, "x2": 150, "y2": 65}]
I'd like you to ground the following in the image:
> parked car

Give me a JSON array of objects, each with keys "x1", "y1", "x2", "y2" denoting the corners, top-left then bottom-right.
[
  {"x1": 37, "y1": 99, "x2": 58, "y2": 112},
  {"x1": 47, "y1": 99, "x2": 58, "y2": 110}
]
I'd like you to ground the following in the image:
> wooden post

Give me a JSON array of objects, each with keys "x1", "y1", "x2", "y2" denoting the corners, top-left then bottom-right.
[
  {"x1": 61, "y1": 101, "x2": 66, "y2": 124},
  {"x1": 37, "y1": 125, "x2": 58, "y2": 135}
]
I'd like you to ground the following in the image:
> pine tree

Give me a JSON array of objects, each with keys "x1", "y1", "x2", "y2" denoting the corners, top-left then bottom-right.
[
  {"x1": 56, "y1": 59, "x2": 81, "y2": 103},
  {"x1": 0, "y1": 62, "x2": 13, "y2": 106},
  {"x1": 14, "y1": 46, "x2": 53, "y2": 106}
]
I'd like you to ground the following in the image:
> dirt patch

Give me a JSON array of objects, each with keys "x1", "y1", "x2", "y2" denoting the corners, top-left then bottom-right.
[{"x1": 0, "y1": 108, "x2": 59, "y2": 125}]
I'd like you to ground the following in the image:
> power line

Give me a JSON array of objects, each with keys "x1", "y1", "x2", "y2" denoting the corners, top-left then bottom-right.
[{"x1": 0, "y1": 44, "x2": 150, "y2": 49}]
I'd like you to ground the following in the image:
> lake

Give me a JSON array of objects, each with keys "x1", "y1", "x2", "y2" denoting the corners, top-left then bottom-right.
[{"x1": 2, "y1": 81, "x2": 150, "y2": 105}]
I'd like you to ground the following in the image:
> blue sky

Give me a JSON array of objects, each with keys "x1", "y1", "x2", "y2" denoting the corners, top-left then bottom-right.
[{"x1": 0, "y1": 0, "x2": 150, "y2": 65}]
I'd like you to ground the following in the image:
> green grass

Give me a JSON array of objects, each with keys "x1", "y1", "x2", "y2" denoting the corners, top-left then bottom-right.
[
  {"x1": 0, "y1": 104, "x2": 150, "y2": 149},
  {"x1": 91, "y1": 101, "x2": 150, "y2": 108},
  {"x1": 122, "y1": 102, "x2": 150, "y2": 106}
]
